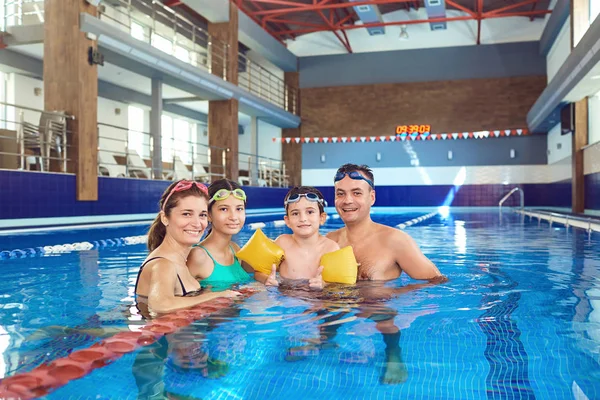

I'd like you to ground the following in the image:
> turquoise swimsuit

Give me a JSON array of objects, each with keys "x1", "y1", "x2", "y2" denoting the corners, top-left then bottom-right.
[{"x1": 199, "y1": 245, "x2": 251, "y2": 289}]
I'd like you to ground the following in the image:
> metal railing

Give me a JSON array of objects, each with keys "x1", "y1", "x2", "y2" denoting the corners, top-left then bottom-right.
[
  {"x1": 97, "y1": 122, "x2": 227, "y2": 181},
  {"x1": 1, "y1": 0, "x2": 299, "y2": 115},
  {"x1": 499, "y1": 187, "x2": 524, "y2": 211},
  {"x1": 0, "y1": 101, "x2": 73, "y2": 174},
  {"x1": 238, "y1": 52, "x2": 298, "y2": 115},
  {"x1": 239, "y1": 152, "x2": 288, "y2": 187},
  {"x1": 518, "y1": 209, "x2": 600, "y2": 237},
  {"x1": 97, "y1": 0, "x2": 229, "y2": 80},
  {"x1": 2, "y1": 0, "x2": 44, "y2": 30}
]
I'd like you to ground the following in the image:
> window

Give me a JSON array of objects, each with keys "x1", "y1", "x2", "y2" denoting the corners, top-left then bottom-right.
[
  {"x1": 131, "y1": 22, "x2": 146, "y2": 41},
  {"x1": 174, "y1": 45, "x2": 190, "y2": 63},
  {"x1": 173, "y1": 118, "x2": 192, "y2": 164},
  {"x1": 161, "y1": 115, "x2": 173, "y2": 162},
  {"x1": 591, "y1": 0, "x2": 600, "y2": 24},
  {"x1": 127, "y1": 106, "x2": 146, "y2": 158},
  {"x1": 152, "y1": 34, "x2": 173, "y2": 55}
]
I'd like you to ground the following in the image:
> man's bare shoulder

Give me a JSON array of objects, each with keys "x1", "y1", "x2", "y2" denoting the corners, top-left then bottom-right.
[
  {"x1": 377, "y1": 224, "x2": 414, "y2": 244},
  {"x1": 319, "y1": 235, "x2": 340, "y2": 252},
  {"x1": 326, "y1": 227, "x2": 345, "y2": 242}
]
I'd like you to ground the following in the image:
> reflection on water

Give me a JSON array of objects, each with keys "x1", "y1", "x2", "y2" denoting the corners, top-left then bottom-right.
[{"x1": 1, "y1": 211, "x2": 600, "y2": 399}]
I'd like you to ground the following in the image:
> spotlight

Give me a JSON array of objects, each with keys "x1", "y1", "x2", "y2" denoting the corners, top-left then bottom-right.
[{"x1": 399, "y1": 25, "x2": 409, "y2": 40}]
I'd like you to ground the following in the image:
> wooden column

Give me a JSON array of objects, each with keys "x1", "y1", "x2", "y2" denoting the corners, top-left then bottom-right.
[
  {"x1": 208, "y1": 2, "x2": 238, "y2": 182},
  {"x1": 44, "y1": 0, "x2": 98, "y2": 200},
  {"x1": 570, "y1": 0, "x2": 589, "y2": 213},
  {"x1": 282, "y1": 71, "x2": 301, "y2": 187}
]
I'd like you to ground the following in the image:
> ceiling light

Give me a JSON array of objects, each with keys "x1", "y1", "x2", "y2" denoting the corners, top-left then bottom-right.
[
  {"x1": 399, "y1": 25, "x2": 409, "y2": 40},
  {"x1": 591, "y1": 75, "x2": 600, "y2": 80}
]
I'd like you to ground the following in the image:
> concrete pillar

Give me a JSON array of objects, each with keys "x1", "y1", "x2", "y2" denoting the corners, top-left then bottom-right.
[
  {"x1": 44, "y1": 0, "x2": 98, "y2": 200},
  {"x1": 282, "y1": 71, "x2": 301, "y2": 187},
  {"x1": 151, "y1": 78, "x2": 163, "y2": 179},
  {"x1": 570, "y1": 0, "x2": 589, "y2": 213},
  {"x1": 208, "y1": 2, "x2": 239, "y2": 182}
]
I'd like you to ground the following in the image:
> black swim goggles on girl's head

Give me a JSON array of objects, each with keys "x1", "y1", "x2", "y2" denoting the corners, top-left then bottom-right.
[
  {"x1": 284, "y1": 192, "x2": 324, "y2": 206},
  {"x1": 334, "y1": 170, "x2": 374, "y2": 188}
]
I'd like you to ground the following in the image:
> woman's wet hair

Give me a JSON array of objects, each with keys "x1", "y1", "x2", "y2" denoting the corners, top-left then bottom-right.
[
  {"x1": 147, "y1": 180, "x2": 209, "y2": 251},
  {"x1": 284, "y1": 186, "x2": 326, "y2": 214}
]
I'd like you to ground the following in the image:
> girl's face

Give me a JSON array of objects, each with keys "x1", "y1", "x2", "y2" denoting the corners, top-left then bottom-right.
[
  {"x1": 209, "y1": 196, "x2": 246, "y2": 236},
  {"x1": 163, "y1": 195, "x2": 209, "y2": 246}
]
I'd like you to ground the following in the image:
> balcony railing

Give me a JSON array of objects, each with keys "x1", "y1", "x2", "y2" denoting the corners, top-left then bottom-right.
[{"x1": 1, "y1": 0, "x2": 298, "y2": 115}]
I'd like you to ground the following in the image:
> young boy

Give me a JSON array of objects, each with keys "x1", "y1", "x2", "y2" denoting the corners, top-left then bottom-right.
[{"x1": 258, "y1": 186, "x2": 339, "y2": 290}]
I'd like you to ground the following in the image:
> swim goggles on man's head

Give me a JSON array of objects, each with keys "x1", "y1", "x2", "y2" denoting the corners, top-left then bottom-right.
[
  {"x1": 284, "y1": 192, "x2": 324, "y2": 206},
  {"x1": 209, "y1": 188, "x2": 247, "y2": 204},
  {"x1": 162, "y1": 180, "x2": 209, "y2": 211},
  {"x1": 334, "y1": 170, "x2": 374, "y2": 189}
]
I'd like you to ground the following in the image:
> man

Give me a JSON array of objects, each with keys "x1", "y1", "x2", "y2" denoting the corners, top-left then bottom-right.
[
  {"x1": 326, "y1": 163, "x2": 446, "y2": 384},
  {"x1": 326, "y1": 163, "x2": 445, "y2": 282}
]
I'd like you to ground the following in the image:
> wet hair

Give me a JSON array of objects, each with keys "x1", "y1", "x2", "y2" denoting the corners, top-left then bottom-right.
[
  {"x1": 207, "y1": 178, "x2": 246, "y2": 211},
  {"x1": 147, "y1": 180, "x2": 209, "y2": 251},
  {"x1": 204, "y1": 178, "x2": 247, "y2": 238},
  {"x1": 284, "y1": 186, "x2": 326, "y2": 214},
  {"x1": 335, "y1": 163, "x2": 374, "y2": 188}
]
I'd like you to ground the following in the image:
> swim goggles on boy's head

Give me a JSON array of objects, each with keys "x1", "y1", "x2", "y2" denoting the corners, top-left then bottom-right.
[
  {"x1": 284, "y1": 192, "x2": 325, "y2": 206},
  {"x1": 162, "y1": 180, "x2": 209, "y2": 211},
  {"x1": 334, "y1": 170, "x2": 374, "y2": 189},
  {"x1": 209, "y1": 188, "x2": 247, "y2": 204}
]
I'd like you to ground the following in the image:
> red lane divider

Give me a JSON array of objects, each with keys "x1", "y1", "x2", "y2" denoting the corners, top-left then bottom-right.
[{"x1": 0, "y1": 289, "x2": 256, "y2": 400}]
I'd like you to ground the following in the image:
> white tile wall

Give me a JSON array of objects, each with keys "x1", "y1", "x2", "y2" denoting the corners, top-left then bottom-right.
[
  {"x1": 584, "y1": 141, "x2": 600, "y2": 175},
  {"x1": 302, "y1": 163, "x2": 580, "y2": 187}
]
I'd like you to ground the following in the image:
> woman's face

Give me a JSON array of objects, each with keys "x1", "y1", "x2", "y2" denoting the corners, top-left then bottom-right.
[
  {"x1": 164, "y1": 195, "x2": 209, "y2": 246},
  {"x1": 209, "y1": 195, "x2": 246, "y2": 236}
]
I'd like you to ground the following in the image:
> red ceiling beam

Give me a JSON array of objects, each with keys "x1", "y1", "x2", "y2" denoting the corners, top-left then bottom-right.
[
  {"x1": 315, "y1": 8, "x2": 353, "y2": 53},
  {"x1": 446, "y1": 0, "x2": 477, "y2": 17},
  {"x1": 485, "y1": 0, "x2": 542, "y2": 16},
  {"x1": 234, "y1": 1, "x2": 286, "y2": 43},
  {"x1": 271, "y1": 9, "x2": 552, "y2": 36},
  {"x1": 245, "y1": 0, "x2": 297, "y2": 39},
  {"x1": 253, "y1": 0, "x2": 414, "y2": 18},
  {"x1": 163, "y1": 0, "x2": 183, "y2": 6}
]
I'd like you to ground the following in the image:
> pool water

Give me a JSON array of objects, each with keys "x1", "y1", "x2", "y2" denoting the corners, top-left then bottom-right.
[{"x1": 1, "y1": 209, "x2": 599, "y2": 399}]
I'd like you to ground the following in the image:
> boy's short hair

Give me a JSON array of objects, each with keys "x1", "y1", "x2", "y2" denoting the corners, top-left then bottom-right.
[
  {"x1": 335, "y1": 164, "x2": 375, "y2": 187},
  {"x1": 284, "y1": 186, "x2": 326, "y2": 214}
]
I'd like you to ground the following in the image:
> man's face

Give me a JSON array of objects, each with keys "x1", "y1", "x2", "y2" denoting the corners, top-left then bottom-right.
[{"x1": 334, "y1": 173, "x2": 375, "y2": 224}]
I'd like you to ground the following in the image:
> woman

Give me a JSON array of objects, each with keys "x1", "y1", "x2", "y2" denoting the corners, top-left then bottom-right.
[
  {"x1": 135, "y1": 179, "x2": 240, "y2": 316},
  {"x1": 187, "y1": 179, "x2": 253, "y2": 287}
]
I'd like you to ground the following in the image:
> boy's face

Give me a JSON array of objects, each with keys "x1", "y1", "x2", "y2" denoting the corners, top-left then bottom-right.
[{"x1": 284, "y1": 197, "x2": 326, "y2": 238}]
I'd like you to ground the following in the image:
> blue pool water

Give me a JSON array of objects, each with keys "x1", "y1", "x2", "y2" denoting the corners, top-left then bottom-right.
[{"x1": 1, "y1": 209, "x2": 599, "y2": 399}]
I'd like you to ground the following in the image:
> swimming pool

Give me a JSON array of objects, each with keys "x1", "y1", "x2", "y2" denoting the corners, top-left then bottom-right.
[{"x1": 0, "y1": 209, "x2": 599, "y2": 399}]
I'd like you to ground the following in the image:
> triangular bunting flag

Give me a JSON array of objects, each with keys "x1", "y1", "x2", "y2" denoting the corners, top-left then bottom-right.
[
  {"x1": 482, "y1": 131, "x2": 490, "y2": 138},
  {"x1": 468, "y1": 132, "x2": 474, "y2": 138},
  {"x1": 341, "y1": 137, "x2": 348, "y2": 143},
  {"x1": 494, "y1": 131, "x2": 500, "y2": 137},
  {"x1": 285, "y1": 137, "x2": 291, "y2": 143},
  {"x1": 379, "y1": 136, "x2": 387, "y2": 142},
  {"x1": 360, "y1": 137, "x2": 367, "y2": 143},
  {"x1": 441, "y1": 134, "x2": 448, "y2": 140},
  {"x1": 400, "y1": 135, "x2": 407, "y2": 141},
  {"x1": 350, "y1": 137, "x2": 357, "y2": 143},
  {"x1": 332, "y1": 138, "x2": 338, "y2": 143},
  {"x1": 452, "y1": 133, "x2": 459, "y2": 140},
  {"x1": 322, "y1": 137, "x2": 329, "y2": 143},
  {"x1": 516, "y1": 129, "x2": 523, "y2": 135},
  {"x1": 504, "y1": 130, "x2": 511, "y2": 136},
  {"x1": 294, "y1": 138, "x2": 301, "y2": 143},
  {"x1": 369, "y1": 136, "x2": 376, "y2": 142},
  {"x1": 304, "y1": 137, "x2": 310, "y2": 143},
  {"x1": 431, "y1": 134, "x2": 438, "y2": 140}
]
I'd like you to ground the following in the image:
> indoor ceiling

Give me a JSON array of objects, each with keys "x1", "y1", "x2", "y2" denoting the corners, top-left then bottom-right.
[{"x1": 232, "y1": 0, "x2": 552, "y2": 52}]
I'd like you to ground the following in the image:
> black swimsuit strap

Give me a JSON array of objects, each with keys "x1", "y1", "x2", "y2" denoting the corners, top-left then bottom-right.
[
  {"x1": 135, "y1": 256, "x2": 197, "y2": 297},
  {"x1": 134, "y1": 256, "x2": 165, "y2": 295}
]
